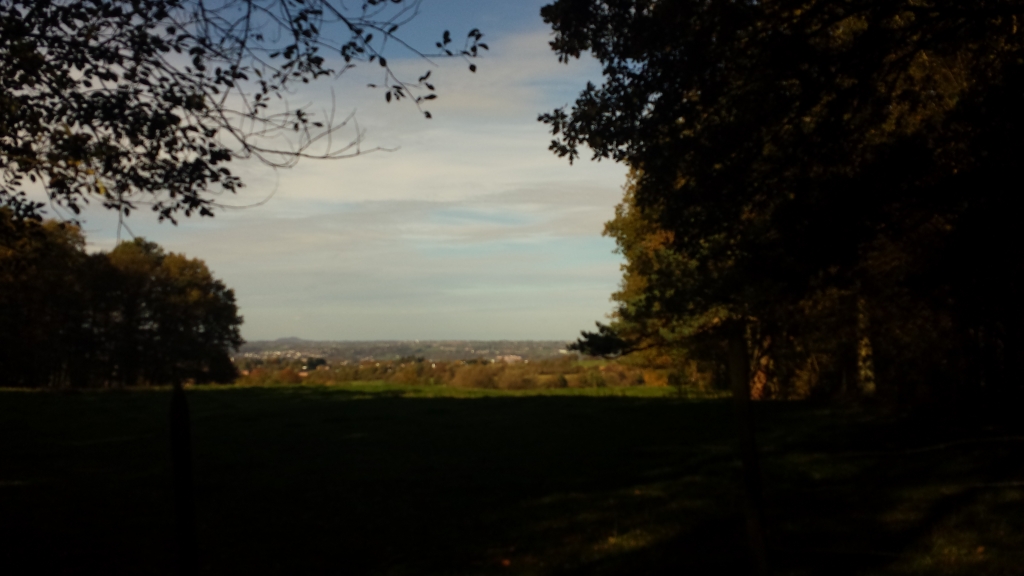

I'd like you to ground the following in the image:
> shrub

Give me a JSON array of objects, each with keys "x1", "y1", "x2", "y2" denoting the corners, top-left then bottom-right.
[
  {"x1": 535, "y1": 356, "x2": 576, "y2": 374},
  {"x1": 392, "y1": 362, "x2": 424, "y2": 385},
  {"x1": 495, "y1": 367, "x2": 540, "y2": 390},
  {"x1": 581, "y1": 369, "x2": 606, "y2": 388},
  {"x1": 450, "y1": 364, "x2": 498, "y2": 388},
  {"x1": 667, "y1": 371, "x2": 685, "y2": 393},
  {"x1": 276, "y1": 368, "x2": 302, "y2": 385},
  {"x1": 238, "y1": 368, "x2": 271, "y2": 386},
  {"x1": 644, "y1": 370, "x2": 668, "y2": 387},
  {"x1": 303, "y1": 370, "x2": 336, "y2": 385}
]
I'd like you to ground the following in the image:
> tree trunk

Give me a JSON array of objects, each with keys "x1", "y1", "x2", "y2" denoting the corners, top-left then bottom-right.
[
  {"x1": 728, "y1": 326, "x2": 769, "y2": 575},
  {"x1": 856, "y1": 296, "x2": 877, "y2": 397},
  {"x1": 170, "y1": 381, "x2": 198, "y2": 575}
]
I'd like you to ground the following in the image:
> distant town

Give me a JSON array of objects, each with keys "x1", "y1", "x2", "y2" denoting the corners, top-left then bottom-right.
[{"x1": 235, "y1": 339, "x2": 573, "y2": 364}]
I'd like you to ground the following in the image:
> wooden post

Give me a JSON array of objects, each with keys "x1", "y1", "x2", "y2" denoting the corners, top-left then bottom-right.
[
  {"x1": 170, "y1": 381, "x2": 198, "y2": 575},
  {"x1": 856, "y1": 296, "x2": 877, "y2": 396},
  {"x1": 728, "y1": 325, "x2": 768, "y2": 575}
]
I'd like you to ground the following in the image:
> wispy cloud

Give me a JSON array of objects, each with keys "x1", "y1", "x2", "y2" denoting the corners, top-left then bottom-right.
[{"x1": 73, "y1": 24, "x2": 627, "y2": 341}]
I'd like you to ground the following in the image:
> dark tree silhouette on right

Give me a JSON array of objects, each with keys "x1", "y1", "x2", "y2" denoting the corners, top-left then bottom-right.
[{"x1": 544, "y1": 1, "x2": 1024, "y2": 572}]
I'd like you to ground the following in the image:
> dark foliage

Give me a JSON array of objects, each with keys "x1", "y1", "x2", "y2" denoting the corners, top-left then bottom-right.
[
  {"x1": 3, "y1": 389, "x2": 1023, "y2": 574},
  {"x1": 0, "y1": 212, "x2": 243, "y2": 387},
  {"x1": 0, "y1": 0, "x2": 485, "y2": 222},
  {"x1": 544, "y1": 0, "x2": 1024, "y2": 401},
  {"x1": 569, "y1": 322, "x2": 631, "y2": 357}
]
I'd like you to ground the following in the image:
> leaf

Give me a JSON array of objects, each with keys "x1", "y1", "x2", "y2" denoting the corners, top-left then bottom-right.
[
  {"x1": 424, "y1": 111, "x2": 432, "y2": 119},
  {"x1": 386, "y1": 91, "x2": 391, "y2": 102},
  {"x1": 469, "y1": 64, "x2": 477, "y2": 72}
]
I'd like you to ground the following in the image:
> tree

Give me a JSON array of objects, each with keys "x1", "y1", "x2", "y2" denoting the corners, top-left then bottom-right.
[
  {"x1": 0, "y1": 213, "x2": 243, "y2": 388},
  {"x1": 543, "y1": 1, "x2": 1024, "y2": 570},
  {"x1": 572, "y1": 172, "x2": 731, "y2": 391},
  {"x1": 543, "y1": 0, "x2": 1024, "y2": 400},
  {"x1": 106, "y1": 238, "x2": 244, "y2": 385},
  {"x1": 0, "y1": 211, "x2": 91, "y2": 386},
  {"x1": 1, "y1": 0, "x2": 486, "y2": 222}
]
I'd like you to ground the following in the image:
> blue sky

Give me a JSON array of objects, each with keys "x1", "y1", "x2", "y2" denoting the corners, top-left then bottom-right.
[{"x1": 76, "y1": 0, "x2": 628, "y2": 341}]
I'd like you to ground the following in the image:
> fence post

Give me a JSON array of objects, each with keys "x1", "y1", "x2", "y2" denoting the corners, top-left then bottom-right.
[
  {"x1": 728, "y1": 324, "x2": 769, "y2": 575},
  {"x1": 170, "y1": 381, "x2": 198, "y2": 575}
]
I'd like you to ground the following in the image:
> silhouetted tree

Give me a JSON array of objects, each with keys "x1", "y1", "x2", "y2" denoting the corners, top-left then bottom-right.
[
  {"x1": 0, "y1": 212, "x2": 90, "y2": 386},
  {"x1": 106, "y1": 238, "x2": 243, "y2": 385},
  {"x1": 544, "y1": 1, "x2": 1024, "y2": 570},
  {"x1": 544, "y1": 0, "x2": 1024, "y2": 400},
  {"x1": 1, "y1": 0, "x2": 486, "y2": 222},
  {"x1": 0, "y1": 213, "x2": 243, "y2": 388}
]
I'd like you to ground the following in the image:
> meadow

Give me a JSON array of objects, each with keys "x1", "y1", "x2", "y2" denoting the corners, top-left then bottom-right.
[{"x1": 1, "y1": 383, "x2": 1022, "y2": 575}]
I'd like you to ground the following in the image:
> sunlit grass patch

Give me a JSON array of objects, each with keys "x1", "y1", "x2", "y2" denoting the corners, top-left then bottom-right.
[{"x1": 885, "y1": 485, "x2": 1024, "y2": 575}]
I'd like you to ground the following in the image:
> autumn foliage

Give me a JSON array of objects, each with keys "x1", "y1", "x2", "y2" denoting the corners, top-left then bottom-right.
[{"x1": 235, "y1": 355, "x2": 658, "y2": 391}]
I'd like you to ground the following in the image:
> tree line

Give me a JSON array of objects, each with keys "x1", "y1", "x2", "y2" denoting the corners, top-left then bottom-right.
[
  {"x1": 234, "y1": 355, "x2": 665, "y2": 390},
  {"x1": 0, "y1": 211, "x2": 242, "y2": 388}
]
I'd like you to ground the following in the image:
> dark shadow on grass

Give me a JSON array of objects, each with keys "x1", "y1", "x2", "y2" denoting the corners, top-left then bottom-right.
[{"x1": 1, "y1": 388, "x2": 1022, "y2": 575}]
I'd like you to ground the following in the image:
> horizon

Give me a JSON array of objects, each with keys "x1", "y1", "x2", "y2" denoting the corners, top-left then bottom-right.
[{"x1": 245, "y1": 337, "x2": 573, "y2": 343}]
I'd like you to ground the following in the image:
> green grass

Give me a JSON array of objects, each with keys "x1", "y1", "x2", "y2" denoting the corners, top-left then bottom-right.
[
  {"x1": 1, "y1": 383, "x2": 1022, "y2": 575},
  {"x1": 241, "y1": 380, "x2": 724, "y2": 399}
]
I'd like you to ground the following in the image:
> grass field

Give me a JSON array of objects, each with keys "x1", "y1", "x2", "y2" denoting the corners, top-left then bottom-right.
[{"x1": 1, "y1": 383, "x2": 1023, "y2": 575}]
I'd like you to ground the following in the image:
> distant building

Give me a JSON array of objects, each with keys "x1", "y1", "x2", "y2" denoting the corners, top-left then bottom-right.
[{"x1": 495, "y1": 355, "x2": 523, "y2": 364}]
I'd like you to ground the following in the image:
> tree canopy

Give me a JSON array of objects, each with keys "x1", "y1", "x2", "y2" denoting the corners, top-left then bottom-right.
[
  {"x1": 1, "y1": 0, "x2": 485, "y2": 222},
  {"x1": 0, "y1": 211, "x2": 242, "y2": 387},
  {"x1": 546, "y1": 0, "x2": 1024, "y2": 399}
]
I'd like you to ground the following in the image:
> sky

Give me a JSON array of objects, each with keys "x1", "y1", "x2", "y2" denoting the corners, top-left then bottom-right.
[{"x1": 73, "y1": 0, "x2": 629, "y2": 342}]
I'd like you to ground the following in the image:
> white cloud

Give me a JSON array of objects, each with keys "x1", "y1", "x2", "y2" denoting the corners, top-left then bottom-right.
[{"x1": 67, "y1": 26, "x2": 628, "y2": 341}]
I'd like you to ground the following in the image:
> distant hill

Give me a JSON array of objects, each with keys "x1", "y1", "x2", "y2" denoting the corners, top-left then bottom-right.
[{"x1": 235, "y1": 340, "x2": 572, "y2": 362}]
